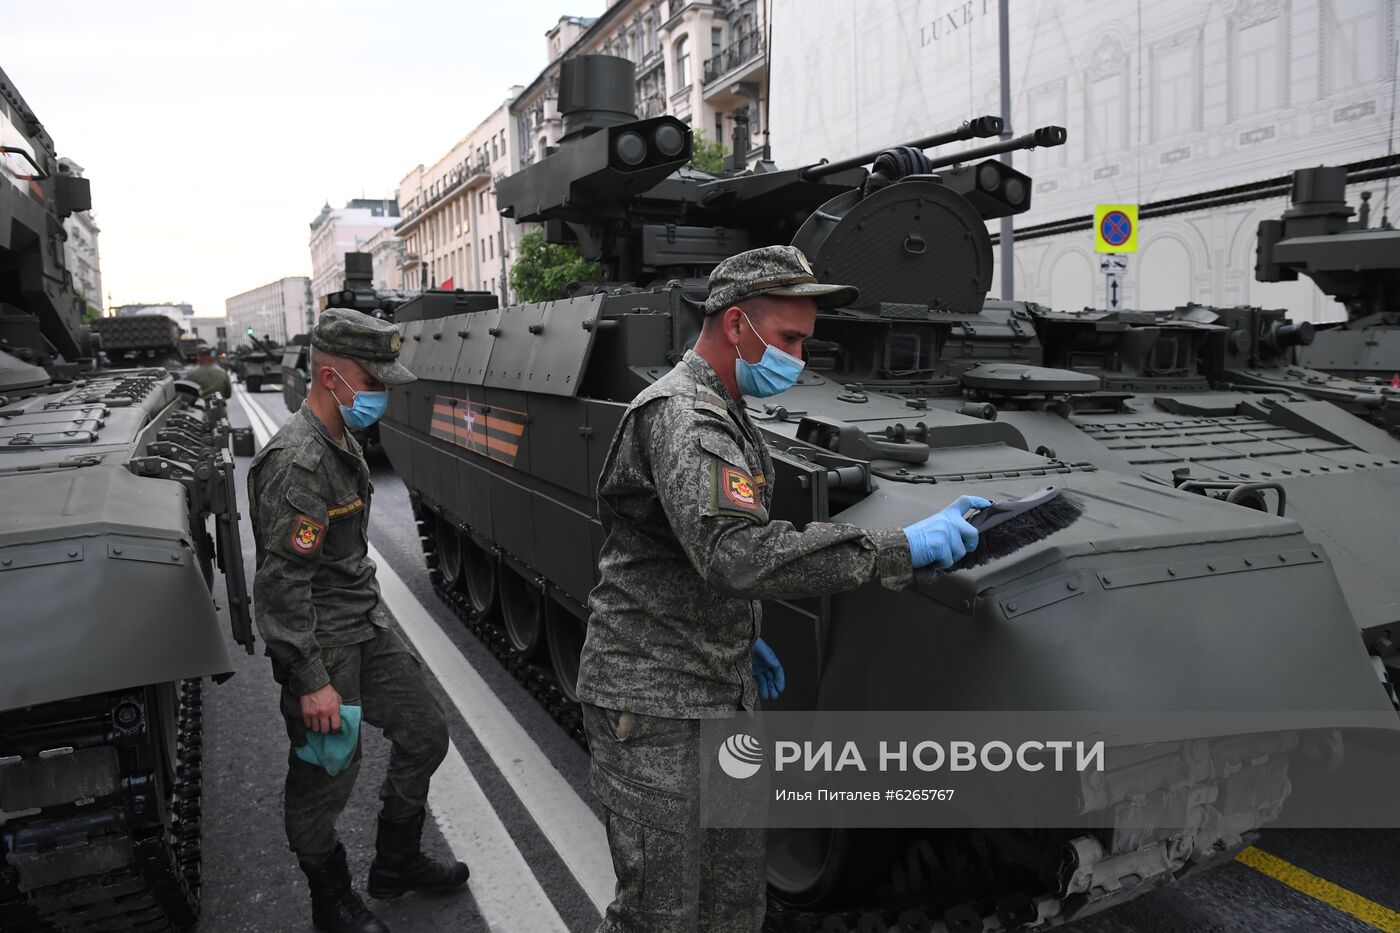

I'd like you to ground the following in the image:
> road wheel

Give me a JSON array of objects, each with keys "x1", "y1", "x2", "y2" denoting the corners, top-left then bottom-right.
[
  {"x1": 546, "y1": 597, "x2": 587, "y2": 703},
  {"x1": 462, "y1": 539, "x2": 498, "y2": 618},
  {"x1": 499, "y1": 564, "x2": 545, "y2": 659},
  {"x1": 435, "y1": 515, "x2": 464, "y2": 591}
]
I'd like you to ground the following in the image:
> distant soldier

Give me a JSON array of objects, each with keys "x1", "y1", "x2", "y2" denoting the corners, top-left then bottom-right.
[
  {"x1": 248, "y1": 309, "x2": 467, "y2": 933},
  {"x1": 577, "y1": 245, "x2": 988, "y2": 932},
  {"x1": 183, "y1": 344, "x2": 231, "y2": 400}
]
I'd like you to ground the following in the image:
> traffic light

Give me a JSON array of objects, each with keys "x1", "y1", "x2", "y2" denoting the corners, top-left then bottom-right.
[{"x1": 246, "y1": 327, "x2": 254, "y2": 336}]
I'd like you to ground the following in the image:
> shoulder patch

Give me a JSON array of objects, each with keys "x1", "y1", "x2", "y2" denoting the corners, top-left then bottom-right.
[
  {"x1": 720, "y1": 464, "x2": 759, "y2": 510},
  {"x1": 290, "y1": 514, "x2": 325, "y2": 555}
]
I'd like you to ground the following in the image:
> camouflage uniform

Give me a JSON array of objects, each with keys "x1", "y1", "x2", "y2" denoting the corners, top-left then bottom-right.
[
  {"x1": 184, "y1": 361, "x2": 231, "y2": 400},
  {"x1": 577, "y1": 246, "x2": 913, "y2": 932},
  {"x1": 248, "y1": 311, "x2": 446, "y2": 866}
]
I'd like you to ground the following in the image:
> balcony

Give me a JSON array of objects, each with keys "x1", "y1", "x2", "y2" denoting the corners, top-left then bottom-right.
[
  {"x1": 396, "y1": 158, "x2": 490, "y2": 231},
  {"x1": 703, "y1": 32, "x2": 765, "y2": 90}
]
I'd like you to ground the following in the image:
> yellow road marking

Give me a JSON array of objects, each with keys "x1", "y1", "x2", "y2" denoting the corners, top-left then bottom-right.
[{"x1": 1237, "y1": 846, "x2": 1400, "y2": 932}]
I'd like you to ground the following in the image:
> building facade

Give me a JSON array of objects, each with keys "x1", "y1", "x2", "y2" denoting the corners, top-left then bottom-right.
[
  {"x1": 308, "y1": 199, "x2": 400, "y2": 304},
  {"x1": 769, "y1": 0, "x2": 1398, "y2": 322},
  {"x1": 57, "y1": 159, "x2": 102, "y2": 312},
  {"x1": 224, "y1": 277, "x2": 314, "y2": 345},
  {"x1": 514, "y1": 2, "x2": 772, "y2": 173},
  {"x1": 186, "y1": 316, "x2": 229, "y2": 352},
  {"x1": 360, "y1": 226, "x2": 406, "y2": 293},
  {"x1": 396, "y1": 92, "x2": 523, "y2": 303}
]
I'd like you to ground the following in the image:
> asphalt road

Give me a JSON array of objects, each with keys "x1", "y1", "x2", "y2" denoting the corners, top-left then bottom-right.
[{"x1": 188, "y1": 385, "x2": 1400, "y2": 933}]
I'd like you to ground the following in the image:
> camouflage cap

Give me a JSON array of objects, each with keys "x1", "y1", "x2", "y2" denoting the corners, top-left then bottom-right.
[
  {"x1": 702, "y1": 245, "x2": 859, "y2": 316},
  {"x1": 310, "y1": 307, "x2": 416, "y2": 385}
]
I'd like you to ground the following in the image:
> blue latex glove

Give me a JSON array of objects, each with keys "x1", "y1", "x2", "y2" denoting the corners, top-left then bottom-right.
[
  {"x1": 903, "y1": 496, "x2": 993, "y2": 570},
  {"x1": 294, "y1": 704, "x2": 362, "y2": 776},
  {"x1": 752, "y1": 638, "x2": 786, "y2": 701}
]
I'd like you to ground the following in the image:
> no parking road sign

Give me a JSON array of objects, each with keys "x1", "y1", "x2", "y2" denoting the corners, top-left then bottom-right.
[{"x1": 1095, "y1": 204, "x2": 1138, "y2": 253}]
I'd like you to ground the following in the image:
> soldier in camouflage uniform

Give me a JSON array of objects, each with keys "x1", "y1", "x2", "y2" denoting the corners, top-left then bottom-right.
[
  {"x1": 577, "y1": 246, "x2": 989, "y2": 932},
  {"x1": 248, "y1": 308, "x2": 468, "y2": 933},
  {"x1": 183, "y1": 344, "x2": 231, "y2": 400}
]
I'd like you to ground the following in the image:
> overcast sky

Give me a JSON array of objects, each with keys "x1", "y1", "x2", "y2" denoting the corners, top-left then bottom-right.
[{"x1": 3, "y1": 0, "x2": 605, "y2": 318}]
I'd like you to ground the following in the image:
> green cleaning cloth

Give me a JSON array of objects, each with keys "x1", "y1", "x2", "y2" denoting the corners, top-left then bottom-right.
[{"x1": 294, "y1": 704, "x2": 362, "y2": 776}]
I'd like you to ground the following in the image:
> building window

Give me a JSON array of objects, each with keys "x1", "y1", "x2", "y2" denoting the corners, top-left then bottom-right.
[
  {"x1": 1230, "y1": 13, "x2": 1284, "y2": 119},
  {"x1": 1083, "y1": 36, "x2": 1129, "y2": 157},
  {"x1": 715, "y1": 112, "x2": 724, "y2": 146},
  {"x1": 1321, "y1": 0, "x2": 1388, "y2": 93},
  {"x1": 711, "y1": 25, "x2": 723, "y2": 59},
  {"x1": 1151, "y1": 33, "x2": 1201, "y2": 141},
  {"x1": 674, "y1": 35, "x2": 691, "y2": 89}
]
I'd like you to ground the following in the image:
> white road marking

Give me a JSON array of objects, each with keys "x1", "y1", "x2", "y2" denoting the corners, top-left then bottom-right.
[
  {"x1": 366, "y1": 540, "x2": 615, "y2": 911},
  {"x1": 236, "y1": 385, "x2": 615, "y2": 915},
  {"x1": 430, "y1": 744, "x2": 570, "y2": 933}
]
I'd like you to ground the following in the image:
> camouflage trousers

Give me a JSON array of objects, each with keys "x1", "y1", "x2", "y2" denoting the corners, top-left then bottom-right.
[
  {"x1": 272, "y1": 626, "x2": 449, "y2": 864},
  {"x1": 582, "y1": 704, "x2": 767, "y2": 933}
]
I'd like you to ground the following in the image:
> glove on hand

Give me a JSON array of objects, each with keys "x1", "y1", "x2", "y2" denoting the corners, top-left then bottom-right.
[
  {"x1": 903, "y1": 496, "x2": 992, "y2": 570},
  {"x1": 752, "y1": 638, "x2": 786, "y2": 701}
]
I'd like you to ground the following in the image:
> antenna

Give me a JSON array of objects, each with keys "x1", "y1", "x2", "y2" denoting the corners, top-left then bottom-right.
[{"x1": 1382, "y1": 38, "x2": 1398, "y2": 229}]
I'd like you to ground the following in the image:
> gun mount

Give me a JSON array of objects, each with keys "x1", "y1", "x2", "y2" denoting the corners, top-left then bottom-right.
[
  {"x1": 497, "y1": 54, "x2": 1064, "y2": 293},
  {"x1": 1256, "y1": 166, "x2": 1400, "y2": 378}
]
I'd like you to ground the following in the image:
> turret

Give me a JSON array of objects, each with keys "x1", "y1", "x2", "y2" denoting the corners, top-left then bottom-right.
[
  {"x1": 496, "y1": 53, "x2": 1066, "y2": 300},
  {"x1": 1255, "y1": 166, "x2": 1400, "y2": 325}
]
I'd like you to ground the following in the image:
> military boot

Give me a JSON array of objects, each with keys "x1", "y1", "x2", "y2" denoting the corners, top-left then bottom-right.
[
  {"x1": 300, "y1": 843, "x2": 390, "y2": 933},
  {"x1": 366, "y1": 810, "x2": 469, "y2": 899}
]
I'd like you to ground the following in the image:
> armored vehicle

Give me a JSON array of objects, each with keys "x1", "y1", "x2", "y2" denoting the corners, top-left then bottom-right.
[
  {"x1": 1256, "y1": 165, "x2": 1400, "y2": 381},
  {"x1": 379, "y1": 55, "x2": 1394, "y2": 930},
  {"x1": 279, "y1": 334, "x2": 310, "y2": 413},
  {"x1": 231, "y1": 332, "x2": 282, "y2": 392},
  {"x1": 952, "y1": 300, "x2": 1400, "y2": 707},
  {"x1": 92, "y1": 313, "x2": 185, "y2": 369},
  {"x1": 0, "y1": 67, "x2": 252, "y2": 930}
]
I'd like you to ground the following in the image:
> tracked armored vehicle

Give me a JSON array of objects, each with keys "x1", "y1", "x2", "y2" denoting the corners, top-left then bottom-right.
[
  {"x1": 379, "y1": 55, "x2": 1394, "y2": 929},
  {"x1": 955, "y1": 299, "x2": 1400, "y2": 706},
  {"x1": 231, "y1": 333, "x2": 281, "y2": 393},
  {"x1": 0, "y1": 67, "x2": 252, "y2": 930},
  {"x1": 279, "y1": 334, "x2": 310, "y2": 413},
  {"x1": 1256, "y1": 165, "x2": 1400, "y2": 381}
]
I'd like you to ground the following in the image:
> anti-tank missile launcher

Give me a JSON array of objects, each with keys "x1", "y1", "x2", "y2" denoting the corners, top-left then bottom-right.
[{"x1": 381, "y1": 54, "x2": 1399, "y2": 931}]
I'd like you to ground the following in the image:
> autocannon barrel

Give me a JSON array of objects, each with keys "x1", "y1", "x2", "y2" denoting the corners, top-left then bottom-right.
[
  {"x1": 800, "y1": 115, "x2": 1004, "y2": 181},
  {"x1": 922, "y1": 126, "x2": 1068, "y2": 170}
]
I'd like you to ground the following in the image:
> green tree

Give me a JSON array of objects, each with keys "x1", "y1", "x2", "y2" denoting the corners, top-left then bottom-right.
[
  {"x1": 509, "y1": 228, "x2": 602, "y2": 302},
  {"x1": 688, "y1": 129, "x2": 728, "y2": 174},
  {"x1": 81, "y1": 301, "x2": 102, "y2": 326}
]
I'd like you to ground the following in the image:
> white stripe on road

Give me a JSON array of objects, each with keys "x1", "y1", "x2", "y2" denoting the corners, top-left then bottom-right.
[
  {"x1": 236, "y1": 386, "x2": 615, "y2": 916},
  {"x1": 430, "y1": 745, "x2": 570, "y2": 933},
  {"x1": 366, "y1": 541, "x2": 615, "y2": 910}
]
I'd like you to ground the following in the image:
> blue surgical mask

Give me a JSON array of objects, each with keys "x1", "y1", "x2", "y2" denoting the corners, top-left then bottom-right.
[
  {"x1": 734, "y1": 311, "x2": 805, "y2": 398},
  {"x1": 332, "y1": 368, "x2": 389, "y2": 430}
]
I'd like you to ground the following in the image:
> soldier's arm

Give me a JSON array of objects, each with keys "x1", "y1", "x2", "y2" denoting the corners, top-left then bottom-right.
[
  {"x1": 646, "y1": 407, "x2": 912, "y2": 600},
  {"x1": 251, "y1": 455, "x2": 331, "y2": 694}
]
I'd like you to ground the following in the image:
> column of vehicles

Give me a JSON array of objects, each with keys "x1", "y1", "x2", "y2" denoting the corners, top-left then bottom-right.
[
  {"x1": 1, "y1": 66, "x2": 253, "y2": 930},
  {"x1": 6, "y1": 45, "x2": 1400, "y2": 931},
  {"x1": 355, "y1": 54, "x2": 1400, "y2": 931}
]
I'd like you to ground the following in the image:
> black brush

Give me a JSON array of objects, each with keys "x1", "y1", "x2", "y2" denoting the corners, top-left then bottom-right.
[{"x1": 952, "y1": 485, "x2": 1085, "y2": 569}]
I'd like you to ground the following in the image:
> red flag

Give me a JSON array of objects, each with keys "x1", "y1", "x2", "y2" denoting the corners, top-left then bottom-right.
[
  {"x1": 1391, "y1": 373, "x2": 1399, "y2": 389},
  {"x1": 438, "y1": 276, "x2": 455, "y2": 290}
]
